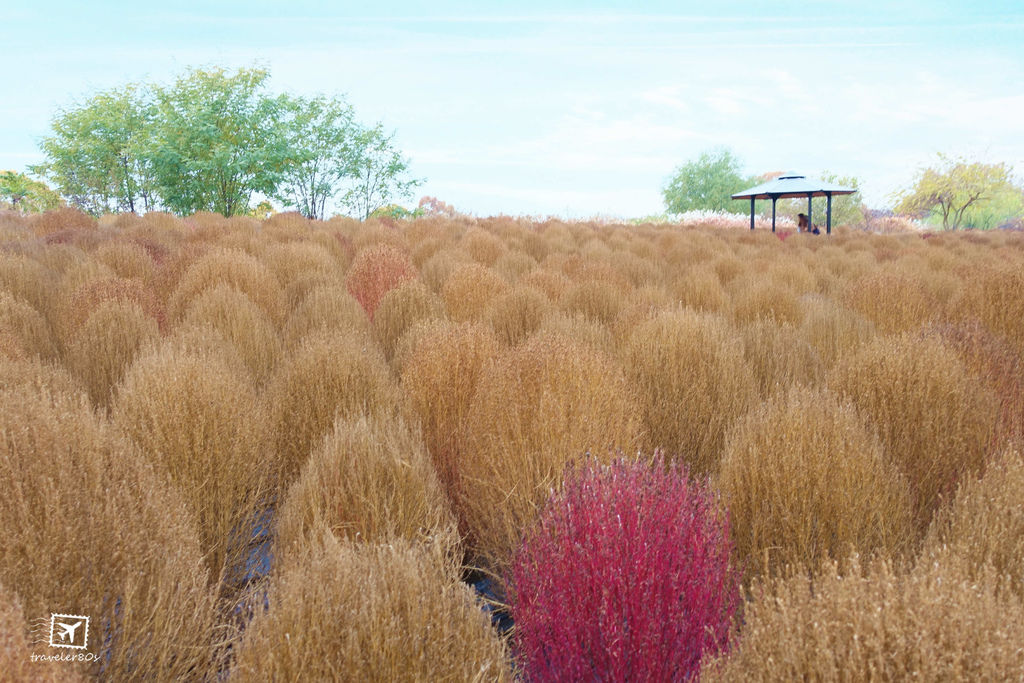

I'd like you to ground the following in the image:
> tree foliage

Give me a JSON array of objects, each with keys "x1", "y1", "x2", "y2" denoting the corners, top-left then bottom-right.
[
  {"x1": 0, "y1": 171, "x2": 62, "y2": 213},
  {"x1": 148, "y1": 67, "x2": 289, "y2": 217},
  {"x1": 342, "y1": 124, "x2": 422, "y2": 220},
  {"x1": 775, "y1": 172, "x2": 867, "y2": 229},
  {"x1": 662, "y1": 148, "x2": 751, "y2": 214},
  {"x1": 33, "y1": 85, "x2": 155, "y2": 214},
  {"x1": 896, "y1": 155, "x2": 1016, "y2": 231},
  {"x1": 31, "y1": 66, "x2": 420, "y2": 219},
  {"x1": 274, "y1": 95, "x2": 356, "y2": 220}
]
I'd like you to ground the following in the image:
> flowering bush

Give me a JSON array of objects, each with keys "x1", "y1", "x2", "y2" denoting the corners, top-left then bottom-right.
[{"x1": 510, "y1": 455, "x2": 739, "y2": 682}]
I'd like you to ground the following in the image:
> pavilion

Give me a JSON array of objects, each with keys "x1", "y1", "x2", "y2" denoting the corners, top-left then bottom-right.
[{"x1": 731, "y1": 173, "x2": 857, "y2": 234}]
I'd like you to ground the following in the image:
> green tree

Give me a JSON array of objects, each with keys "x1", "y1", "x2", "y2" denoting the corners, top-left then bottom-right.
[
  {"x1": 0, "y1": 171, "x2": 62, "y2": 212},
  {"x1": 662, "y1": 148, "x2": 750, "y2": 214},
  {"x1": 341, "y1": 123, "x2": 421, "y2": 220},
  {"x1": 895, "y1": 155, "x2": 1015, "y2": 231},
  {"x1": 32, "y1": 85, "x2": 155, "y2": 214},
  {"x1": 274, "y1": 94, "x2": 357, "y2": 220},
  {"x1": 148, "y1": 67, "x2": 289, "y2": 216}
]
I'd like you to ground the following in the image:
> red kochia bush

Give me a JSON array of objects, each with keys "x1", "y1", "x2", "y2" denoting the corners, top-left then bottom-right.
[
  {"x1": 345, "y1": 244, "x2": 418, "y2": 319},
  {"x1": 510, "y1": 455, "x2": 739, "y2": 682}
]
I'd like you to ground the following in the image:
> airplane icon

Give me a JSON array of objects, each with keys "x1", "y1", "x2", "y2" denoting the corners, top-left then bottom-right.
[{"x1": 55, "y1": 620, "x2": 82, "y2": 643}]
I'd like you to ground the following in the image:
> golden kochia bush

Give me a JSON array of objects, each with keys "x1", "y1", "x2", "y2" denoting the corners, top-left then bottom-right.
[
  {"x1": 728, "y1": 274, "x2": 804, "y2": 326},
  {"x1": 0, "y1": 385, "x2": 218, "y2": 680},
  {"x1": 740, "y1": 321, "x2": 824, "y2": 398},
  {"x1": 843, "y1": 266, "x2": 942, "y2": 334},
  {"x1": 275, "y1": 413, "x2": 459, "y2": 560},
  {"x1": 717, "y1": 386, "x2": 914, "y2": 578},
  {"x1": 59, "y1": 276, "x2": 164, "y2": 344},
  {"x1": 260, "y1": 240, "x2": 342, "y2": 289},
  {"x1": 485, "y1": 285, "x2": 551, "y2": 346},
  {"x1": 459, "y1": 332, "x2": 642, "y2": 575},
  {"x1": 94, "y1": 240, "x2": 156, "y2": 281},
  {"x1": 167, "y1": 247, "x2": 286, "y2": 324},
  {"x1": 828, "y1": 332, "x2": 997, "y2": 531},
  {"x1": 624, "y1": 309, "x2": 756, "y2": 474},
  {"x1": 442, "y1": 262, "x2": 509, "y2": 322},
  {"x1": 114, "y1": 340, "x2": 271, "y2": 586},
  {"x1": 280, "y1": 282, "x2": 370, "y2": 350},
  {"x1": 0, "y1": 254, "x2": 56, "y2": 322},
  {"x1": 0, "y1": 290, "x2": 58, "y2": 359},
  {"x1": 230, "y1": 534, "x2": 509, "y2": 682},
  {"x1": 401, "y1": 322, "x2": 501, "y2": 504},
  {"x1": 669, "y1": 265, "x2": 728, "y2": 313},
  {"x1": 702, "y1": 555, "x2": 1024, "y2": 682},
  {"x1": 951, "y1": 260, "x2": 1024, "y2": 355},
  {"x1": 0, "y1": 584, "x2": 78, "y2": 683},
  {"x1": 560, "y1": 279, "x2": 626, "y2": 325},
  {"x1": 797, "y1": 295, "x2": 876, "y2": 370},
  {"x1": 923, "y1": 446, "x2": 1024, "y2": 597},
  {"x1": 66, "y1": 300, "x2": 159, "y2": 410},
  {"x1": 180, "y1": 284, "x2": 281, "y2": 385},
  {"x1": 268, "y1": 330, "x2": 399, "y2": 490},
  {"x1": 373, "y1": 279, "x2": 445, "y2": 362}
]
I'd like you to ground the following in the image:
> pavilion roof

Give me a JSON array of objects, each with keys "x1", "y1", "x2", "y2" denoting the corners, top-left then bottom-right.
[{"x1": 732, "y1": 172, "x2": 857, "y2": 200}]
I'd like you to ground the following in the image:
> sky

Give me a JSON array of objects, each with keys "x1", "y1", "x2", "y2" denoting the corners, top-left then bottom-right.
[{"x1": 2, "y1": 0, "x2": 1022, "y2": 218}]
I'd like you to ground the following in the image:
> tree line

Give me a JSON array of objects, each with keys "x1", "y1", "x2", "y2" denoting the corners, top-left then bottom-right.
[
  {"x1": 22, "y1": 66, "x2": 420, "y2": 220},
  {"x1": 661, "y1": 148, "x2": 1024, "y2": 231}
]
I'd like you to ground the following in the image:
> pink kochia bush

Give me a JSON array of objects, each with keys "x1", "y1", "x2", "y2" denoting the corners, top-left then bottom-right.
[{"x1": 509, "y1": 455, "x2": 739, "y2": 682}]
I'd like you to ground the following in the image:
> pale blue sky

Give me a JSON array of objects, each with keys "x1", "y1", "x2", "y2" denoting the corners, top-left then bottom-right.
[{"x1": 2, "y1": 1, "x2": 1022, "y2": 217}]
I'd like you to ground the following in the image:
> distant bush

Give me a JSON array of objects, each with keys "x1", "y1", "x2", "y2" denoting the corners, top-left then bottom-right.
[
  {"x1": 268, "y1": 330, "x2": 398, "y2": 489},
  {"x1": 280, "y1": 282, "x2": 370, "y2": 349},
  {"x1": 373, "y1": 279, "x2": 445, "y2": 362},
  {"x1": 511, "y1": 456, "x2": 739, "y2": 681},
  {"x1": 0, "y1": 290, "x2": 58, "y2": 360},
  {"x1": 485, "y1": 285, "x2": 551, "y2": 346},
  {"x1": 829, "y1": 332, "x2": 997, "y2": 530},
  {"x1": 345, "y1": 243, "x2": 417, "y2": 319},
  {"x1": 231, "y1": 534, "x2": 509, "y2": 681},
  {"x1": 66, "y1": 300, "x2": 159, "y2": 409},
  {"x1": 624, "y1": 309, "x2": 755, "y2": 474},
  {"x1": 275, "y1": 413, "x2": 458, "y2": 559},
  {"x1": 718, "y1": 386, "x2": 914, "y2": 577},
  {"x1": 442, "y1": 262, "x2": 509, "y2": 322},
  {"x1": 167, "y1": 247, "x2": 285, "y2": 324}
]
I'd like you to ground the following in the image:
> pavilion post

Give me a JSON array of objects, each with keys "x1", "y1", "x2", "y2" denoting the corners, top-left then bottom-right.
[
  {"x1": 750, "y1": 197, "x2": 755, "y2": 230},
  {"x1": 826, "y1": 192, "x2": 833, "y2": 235},
  {"x1": 771, "y1": 196, "x2": 777, "y2": 232},
  {"x1": 807, "y1": 195, "x2": 813, "y2": 233}
]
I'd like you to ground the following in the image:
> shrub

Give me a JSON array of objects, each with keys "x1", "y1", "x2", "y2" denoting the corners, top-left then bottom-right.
[
  {"x1": 0, "y1": 384, "x2": 218, "y2": 680},
  {"x1": 372, "y1": 279, "x2": 445, "y2": 362},
  {"x1": 230, "y1": 534, "x2": 509, "y2": 682},
  {"x1": 401, "y1": 322, "x2": 501, "y2": 505},
  {"x1": 0, "y1": 290, "x2": 58, "y2": 359},
  {"x1": 94, "y1": 240, "x2": 156, "y2": 281},
  {"x1": 268, "y1": 330, "x2": 399, "y2": 489},
  {"x1": 260, "y1": 241, "x2": 340, "y2": 288},
  {"x1": 670, "y1": 265, "x2": 728, "y2": 313},
  {"x1": 441, "y1": 262, "x2": 509, "y2": 322},
  {"x1": 66, "y1": 300, "x2": 159, "y2": 410},
  {"x1": 797, "y1": 295, "x2": 876, "y2": 370},
  {"x1": 485, "y1": 285, "x2": 551, "y2": 346},
  {"x1": 729, "y1": 275, "x2": 804, "y2": 326},
  {"x1": 0, "y1": 584, "x2": 77, "y2": 682},
  {"x1": 951, "y1": 260, "x2": 1024, "y2": 355},
  {"x1": 741, "y1": 321, "x2": 824, "y2": 398},
  {"x1": 59, "y1": 276, "x2": 163, "y2": 343},
  {"x1": 167, "y1": 247, "x2": 285, "y2": 324},
  {"x1": 460, "y1": 226, "x2": 506, "y2": 265},
  {"x1": 0, "y1": 254, "x2": 56, "y2": 321},
  {"x1": 717, "y1": 386, "x2": 914, "y2": 577},
  {"x1": 345, "y1": 243, "x2": 418, "y2": 319},
  {"x1": 828, "y1": 332, "x2": 997, "y2": 530},
  {"x1": 561, "y1": 279, "x2": 626, "y2": 325},
  {"x1": 624, "y1": 310, "x2": 756, "y2": 474},
  {"x1": 844, "y1": 266, "x2": 940, "y2": 334},
  {"x1": 922, "y1": 446, "x2": 1024, "y2": 597},
  {"x1": 114, "y1": 339, "x2": 271, "y2": 587},
  {"x1": 280, "y1": 283, "x2": 370, "y2": 350},
  {"x1": 275, "y1": 413, "x2": 458, "y2": 560},
  {"x1": 510, "y1": 456, "x2": 739, "y2": 682},
  {"x1": 180, "y1": 284, "x2": 281, "y2": 385},
  {"x1": 459, "y1": 332, "x2": 642, "y2": 575},
  {"x1": 703, "y1": 554, "x2": 1024, "y2": 681},
  {"x1": 27, "y1": 207, "x2": 96, "y2": 236}
]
